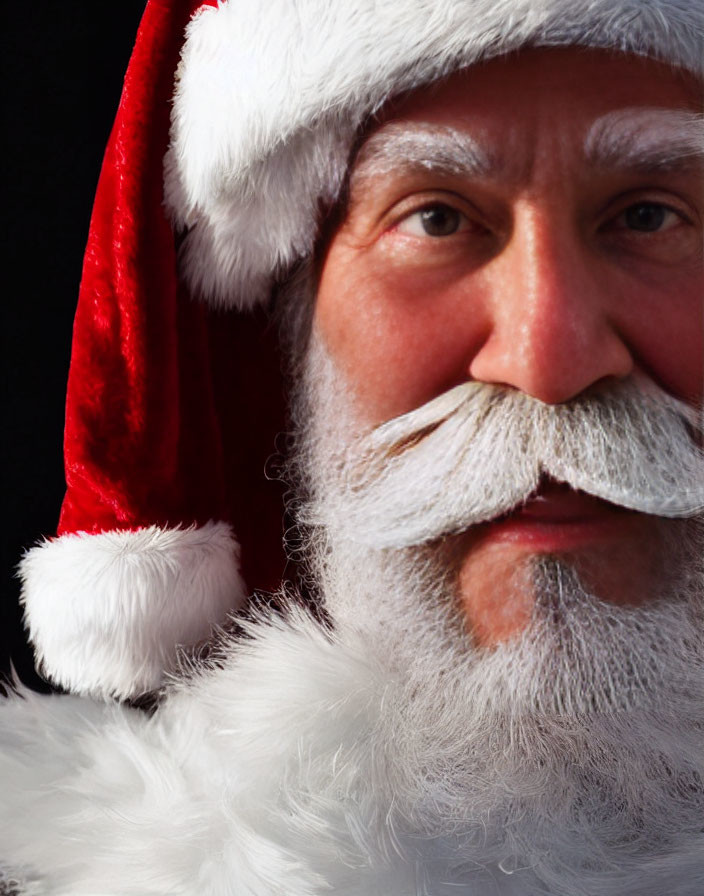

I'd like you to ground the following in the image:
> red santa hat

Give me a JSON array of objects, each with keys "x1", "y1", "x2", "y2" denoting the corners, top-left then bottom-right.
[{"x1": 19, "y1": 0, "x2": 704, "y2": 700}]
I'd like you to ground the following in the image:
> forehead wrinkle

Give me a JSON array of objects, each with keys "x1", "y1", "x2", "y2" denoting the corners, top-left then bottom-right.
[
  {"x1": 348, "y1": 123, "x2": 500, "y2": 197},
  {"x1": 584, "y1": 108, "x2": 704, "y2": 174}
]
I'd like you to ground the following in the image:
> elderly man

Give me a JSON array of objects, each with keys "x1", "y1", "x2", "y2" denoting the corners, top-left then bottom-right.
[{"x1": 1, "y1": 0, "x2": 703, "y2": 893}]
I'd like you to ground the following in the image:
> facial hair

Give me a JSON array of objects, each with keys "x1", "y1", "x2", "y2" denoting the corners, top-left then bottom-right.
[
  {"x1": 285, "y1": 330, "x2": 704, "y2": 888},
  {"x1": 298, "y1": 345, "x2": 703, "y2": 550}
]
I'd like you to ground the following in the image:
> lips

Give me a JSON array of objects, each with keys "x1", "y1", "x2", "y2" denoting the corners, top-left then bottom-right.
[
  {"x1": 481, "y1": 478, "x2": 634, "y2": 550},
  {"x1": 515, "y1": 479, "x2": 627, "y2": 523}
]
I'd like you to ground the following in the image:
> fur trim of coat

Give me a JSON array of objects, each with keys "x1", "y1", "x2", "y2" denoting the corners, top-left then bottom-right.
[{"x1": 1, "y1": 608, "x2": 703, "y2": 895}]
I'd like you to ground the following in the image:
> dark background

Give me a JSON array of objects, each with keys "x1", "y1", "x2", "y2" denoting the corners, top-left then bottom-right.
[{"x1": 2, "y1": 2, "x2": 147, "y2": 689}]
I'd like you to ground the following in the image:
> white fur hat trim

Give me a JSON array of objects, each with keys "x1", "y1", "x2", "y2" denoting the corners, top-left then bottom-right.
[{"x1": 165, "y1": 0, "x2": 704, "y2": 308}]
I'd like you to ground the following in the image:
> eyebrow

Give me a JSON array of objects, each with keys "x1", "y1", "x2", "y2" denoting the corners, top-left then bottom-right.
[
  {"x1": 349, "y1": 123, "x2": 499, "y2": 193},
  {"x1": 347, "y1": 108, "x2": 704, "y2": 205},
  {"x1": 583, "y1": 108, "x2": 704, "y2": 174}
]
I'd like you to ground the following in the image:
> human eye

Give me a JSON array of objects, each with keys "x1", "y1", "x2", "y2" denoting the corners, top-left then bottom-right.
[
  {"x1": 368, "y1": 190, "x2": 498, "y2": 267},
  {"x1": 599, "y1": 192, "x2": 702, "y2": 267},
  {"x1": 616, "y1": 201, "x2": 684, "y2": 233},
  {"x1": 395, "y1": 202, "x2": 471, "y2": 237}
]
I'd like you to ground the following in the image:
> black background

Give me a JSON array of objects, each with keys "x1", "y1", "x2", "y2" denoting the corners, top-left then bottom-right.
[{"x1": 2, "y1": 2, "x2": 147, "y2": 689}]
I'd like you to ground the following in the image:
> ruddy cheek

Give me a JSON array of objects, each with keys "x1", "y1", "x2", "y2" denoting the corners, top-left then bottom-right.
[
  {"x1": 316, "y1": 255, "x2": 487, "y2": 422},
  {"x1": 623, "y1": 284, "x2": 703, "y2": 403}
]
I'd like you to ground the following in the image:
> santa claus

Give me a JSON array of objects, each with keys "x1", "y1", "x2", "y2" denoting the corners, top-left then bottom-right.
[{"x1": 1, "y1": 1, "x2": 703, "y2": 893}]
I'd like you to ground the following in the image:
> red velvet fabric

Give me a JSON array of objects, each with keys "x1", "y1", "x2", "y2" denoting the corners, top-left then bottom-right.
[
  {"x1": 59, "y1": 0, "x2": 287, "y2": 589},
  {"x1": 58, "y1": 0, "x2": 287, "y2": 590},
  {"x1": 60, "y1": 0, "x2": 208, "y2": 535}
]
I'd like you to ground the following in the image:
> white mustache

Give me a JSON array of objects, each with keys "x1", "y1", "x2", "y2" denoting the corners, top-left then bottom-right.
[{"x1": 306, "y1": 377, "x2": 704, "y2": 549}]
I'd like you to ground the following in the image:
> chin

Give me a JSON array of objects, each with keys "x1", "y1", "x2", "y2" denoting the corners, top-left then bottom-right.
[
  {"x1": 456, "y1": 512, "x2": 698, "y2": 646},
  {"x1": 300, "y1": 533, "x2": 704, "y2": 892}
]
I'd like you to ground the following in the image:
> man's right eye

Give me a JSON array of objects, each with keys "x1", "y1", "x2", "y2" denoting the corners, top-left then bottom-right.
[{"x1": 397, "y1": 203, "x2": 468, "y2": 237}]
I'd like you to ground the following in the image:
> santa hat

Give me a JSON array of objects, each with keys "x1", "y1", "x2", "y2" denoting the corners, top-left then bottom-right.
[{"x1": 19, "y1": 0, "x2": 703, "y2": 700}]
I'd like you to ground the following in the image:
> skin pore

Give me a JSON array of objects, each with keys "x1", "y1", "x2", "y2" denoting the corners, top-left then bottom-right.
[{"x1": 313, "y1": 49, "x2": 704, "y2": 647}]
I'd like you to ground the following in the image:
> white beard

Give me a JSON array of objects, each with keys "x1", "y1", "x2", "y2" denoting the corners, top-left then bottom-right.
[
  {"x1": 284, "y1": 330, "x2": 704, "y2": 889},
  {"x1": 2, "y1": 601, "x2": 703, "y2": 896},
  {"x1": 1, "y1": 336, "x2": 703, "y2": 895}
]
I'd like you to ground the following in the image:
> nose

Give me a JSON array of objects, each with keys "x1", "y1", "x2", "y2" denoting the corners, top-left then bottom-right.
[{"x1": 468, "y1": 204, "x2": 633, "y2": 404}]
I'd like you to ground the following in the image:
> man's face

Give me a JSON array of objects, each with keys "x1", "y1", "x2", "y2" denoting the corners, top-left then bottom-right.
[{"x1": 312, "y1": 48, "x2": 704, "y2": 646}]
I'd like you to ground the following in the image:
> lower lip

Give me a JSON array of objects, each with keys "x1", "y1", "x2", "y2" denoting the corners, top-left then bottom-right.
[{"x1": 479, "y1": 507, "x2": 630, "y2": 551}]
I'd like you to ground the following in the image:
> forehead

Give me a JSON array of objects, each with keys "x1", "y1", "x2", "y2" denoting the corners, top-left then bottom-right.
[
  {"x1": 378, "y1": 47, "x2": 700, "y2": 128},
  {"x1": 352, "y1": 48, "x2": 702, "y2": 179}
]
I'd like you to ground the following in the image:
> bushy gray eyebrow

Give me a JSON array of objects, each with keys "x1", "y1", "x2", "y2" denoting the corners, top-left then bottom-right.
[
  {"x1": 583, "y1": 108, "x2": 704, "y2": 174},
  {"x1": 347, "y1": 108, "x2": 704, "y2": 205},
  {"x1": 349, "y1": 123, "x2": 498, "y2": 191}
]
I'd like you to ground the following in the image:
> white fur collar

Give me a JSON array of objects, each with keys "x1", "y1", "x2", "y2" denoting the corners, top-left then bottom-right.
[{"x1": 1, "y1": 608, "x2": 703, "y2": 895}]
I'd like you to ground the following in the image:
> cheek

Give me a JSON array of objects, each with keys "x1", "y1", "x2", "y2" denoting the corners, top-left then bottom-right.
[
  {"x1": 619, "y1": 275, "x2": 703, "y2": 404},
  {"x1": 314, "y1": 257, "x2": 490, "y2": 423}
]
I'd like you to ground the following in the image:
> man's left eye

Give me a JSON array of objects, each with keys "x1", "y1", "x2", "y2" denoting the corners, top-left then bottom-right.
[
  {"x1": 397, "y1": 203, "x2": 468, "y2": 237},
  {"x1": 620, "y1": 202, "x2": 679, "y2": 233}
]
